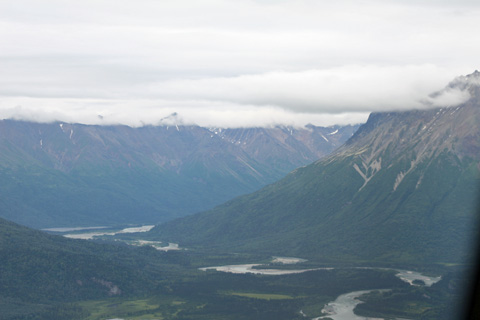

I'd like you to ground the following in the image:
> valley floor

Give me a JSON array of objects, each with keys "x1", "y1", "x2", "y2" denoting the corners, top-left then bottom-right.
[{"x1": 5, "y1": 250, "x2": 464, "y2": 320}]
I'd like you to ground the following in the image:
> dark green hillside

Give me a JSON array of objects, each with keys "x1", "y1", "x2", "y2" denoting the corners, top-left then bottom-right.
[
  {"x1": 0, "y1": 216, "x2": 429, "y2": 320},
  {"x1": 150, "y1": 72, "x2": 480, "y2": 265},
  {"x1": 0, "y1": 217, "x2": 182, "y2": 318}
]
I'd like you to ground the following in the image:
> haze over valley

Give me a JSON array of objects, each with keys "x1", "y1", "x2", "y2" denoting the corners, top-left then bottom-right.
[{"x1": 0, "y1": 120, "x2": 358, "y2": 228}]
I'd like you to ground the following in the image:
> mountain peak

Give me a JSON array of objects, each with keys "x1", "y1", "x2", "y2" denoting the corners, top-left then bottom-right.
[
  {"x1": 446, "y1": 70, "x2": 480, "y2": 97},
  {"x1": 159, "y1": 112, "x2": 183, "y2": 126},
  {"x1": 418, "y1": 71, "x2": 479, "y2": 108},
  {"x1": 450, "y1": 70, "x2": 480, "y2": 85}
]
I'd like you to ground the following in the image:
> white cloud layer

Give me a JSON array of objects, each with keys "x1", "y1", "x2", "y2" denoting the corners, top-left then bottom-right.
[{"x1": 0, "y1": 0, "x2": 478, "y2": 127}]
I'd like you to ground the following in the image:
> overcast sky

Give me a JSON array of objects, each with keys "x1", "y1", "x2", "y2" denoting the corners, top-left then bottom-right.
[{"x1": 0, "y1": 0, "x2": 479, "y2": 127}]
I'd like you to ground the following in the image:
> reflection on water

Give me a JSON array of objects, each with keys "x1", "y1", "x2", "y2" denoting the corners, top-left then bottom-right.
[
  {"x1": 42, "y1": 226, "x2": 109, "y2": 232},
  {"x1": 45, "y1": 225, "x2": 181, "y2": 251},
  {"x1": 201, "y1": 259, "x2": 441, "y2": 320},
  {"x1": 199, "y1": 256, "x2": 330, "y2": 275},
  {"x1": 313, "y1": 290, "x2": 388, "y2": 320},
  {"x1": 127, "y1": 240, "x2": 180, "y2": 251},
  {"x1": 271, "y1": 256, "x2": 307, "y2": 264},
  {"x1": 199, "y1": 263, "x2": 328, "y2": 275},
  {"x1": 357, "y1": 267, "x2": 442, "y2": 287},
  {"x1": 313, "y1": 269, "x2": 441, "y2": 320},
  {"x1": 63, "y1": 231, "x2": 117, "y2": 239},
  {"x1": 45, "y1": 225, "x2": 156, "y2": 239},
  {"x1": 394, "y1": 269, "x2": 441, "y2": 286}
]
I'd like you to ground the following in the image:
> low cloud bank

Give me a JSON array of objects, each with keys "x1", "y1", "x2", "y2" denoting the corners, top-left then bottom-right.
[
  {"x1": 145, "y1": 65, "x2": 469, "y2": 112},
  {"x1": 1, "y1": 1, "x2": 477, "y2": 127},
  {"x1": 0, "y1": 98, "x2": 369, "y2": 128},
  {"x1": 0, "y1": 65, "x2": 472, "y2": 128}
]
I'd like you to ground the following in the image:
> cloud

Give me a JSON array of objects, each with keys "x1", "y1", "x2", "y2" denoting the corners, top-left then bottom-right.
[
  {"x1": 0, "y1": 0, "x2": 479, "y2": 127},
  {"x1": 144, "y1": 65, "x2": 468, "y2": 112},
  {"x1": 424, "y1": 88, "x2": 471, "y2": 107},
  {"x1": 0, "y1": 97, "x2": 370, "y2": 128}
]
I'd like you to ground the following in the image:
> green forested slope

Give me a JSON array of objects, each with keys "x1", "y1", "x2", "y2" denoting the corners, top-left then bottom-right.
[
  {"x1": 150, "y1": 72, "x2": 480, "y2": 265},
  {"x1": 0, "y1": 217, "x2": 180, "y2": 318},
  {"x1": 0, "y1": 217, "x2": 421, "y2": 320}
]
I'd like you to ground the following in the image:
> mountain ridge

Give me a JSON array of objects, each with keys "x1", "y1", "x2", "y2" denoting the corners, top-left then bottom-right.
[
  {"x1": 0, "y1": 121, "x2": 358, "y2": 228},
  {"x1": 150, "y1": 72, "x2": 480, "y2": 265}
]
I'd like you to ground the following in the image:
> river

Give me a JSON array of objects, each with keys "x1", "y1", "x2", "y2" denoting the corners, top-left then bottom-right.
[
  {"x1": 62, "y1": 225, "x2": 156, "y2": 239},
  {"x1": 199, "y1": 256, "x2": 331, "y2": 275},
  {"x1": 43, "y1": 225, "x2": 155, "y2": 239},
  {"x1": 200, "y1": 258, "x2": 442, "y2": 320},
  {"x1": 199, "y1": 263, "x2": 331, "y2": 275},
  {"x1": 43, "y1": 225, "x2": 181, "y2": 251},
  {"x1": 312, "y1": 289, "x2": 389, "y2": 320}
]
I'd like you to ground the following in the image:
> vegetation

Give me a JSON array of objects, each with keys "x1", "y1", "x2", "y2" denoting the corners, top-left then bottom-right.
[
  {"x1": 149, "y1": 103, "x2": 480, "y2": 266},
  {"x1": 355, "y1": 271, "x2": 471, "y2": 319},
  {"x1": 0, "y1": 120, "x2": 358, "y2": 229},
  {"x1": 224, "y1": 292, "x2": 294, "y2": 300},
  {"x1": 2, "y1": 84, "x2": 479, "y2": 319},
  {"x1": 5, "y1": 216, "x2": 467, "y2": 320}
]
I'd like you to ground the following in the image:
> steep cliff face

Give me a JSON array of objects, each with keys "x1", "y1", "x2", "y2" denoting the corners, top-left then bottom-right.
[
  {"x1": 0, "y1": 121, "x2": 358, "y2": 228},
  {"x1": 151, "y1": 72, "x2": 480, "y2": 264}
]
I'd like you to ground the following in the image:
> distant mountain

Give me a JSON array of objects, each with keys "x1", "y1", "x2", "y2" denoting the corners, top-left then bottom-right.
[
  {"x1": 0, "y1": 120, "x2": 358, "y2": 228},
  {"x1": 150, "y1": 71, "x2": 480, "y2": 265}
]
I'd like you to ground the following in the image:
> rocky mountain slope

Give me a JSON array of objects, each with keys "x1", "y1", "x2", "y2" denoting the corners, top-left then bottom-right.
[
  {"x1": 150, "y1": 72, "x2": 480, "y2": 265},
  {"x1": 0, "y1": 120, "x2": 358, "y2": 228}
]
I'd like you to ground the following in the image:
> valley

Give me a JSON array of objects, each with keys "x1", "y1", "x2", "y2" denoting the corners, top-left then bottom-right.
[
  {"x1": 149, "y1": 74, "x2": 480, "y2": 266},
  {"x1": 2, "y1": 0, "x2": 480, "y2": 318},
  {"x1": 0, "y1": 121, "x2": 358, "y2": 228},
  {"x1": 36, "y1": 223, "x2": 461, "y2": 320},
  {"x1": 1, "y1": 72, "x2": 479, "y2": 319},
  {"x1": 0, "y1": 212, "x2": 472, "y2": 320},
  {"x1": 53, "y1": 255, "x2": 462, "y2": 320},
  {"x1": 2, "y1": 214, "x2": 466, "y2": 320}
]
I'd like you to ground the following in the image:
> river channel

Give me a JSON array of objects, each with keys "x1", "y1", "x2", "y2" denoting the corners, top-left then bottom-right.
[
  {"x1": 312, "y1": 289, "x2": 390, "y2": 320},
  {"x1": 43, "y1": 225, "x2": 181, "y2": 251},
  {"x1": 200, "y1": 258, "x2": 442, "y2": 320}
]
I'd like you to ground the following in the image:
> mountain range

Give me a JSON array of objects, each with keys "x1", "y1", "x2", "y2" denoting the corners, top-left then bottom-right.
[
  {"x1": 150, "y1": 71, "x2": 480, "y2": 265},
  {"x1": 0, "y1": 120, "x2": 358, "y2": 228},
  {"x1": 0, "y1": 72, "x2": 478, "y2": 320}
]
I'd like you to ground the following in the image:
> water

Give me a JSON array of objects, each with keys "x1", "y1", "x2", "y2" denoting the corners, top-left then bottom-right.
[
  {"x1": 45, "y1": 225, "x2": 180, "y2": 251},
  {"x1": 117, "y1": 225, "x2": 155, "y2": 233},
  {"x1": 357, "y1": 267, "x2": 442, "y2": 287},
  {"x1": 47, "y1": 225, "x2": 156, "y2": 239},
  {"x1": 311, "y1": 269, "x2": 442, "y2": 320},
  {"x1": 394, "y1": 269, "x2": 441, "y2": 286},
  {"x1": 313, "y1": 290, "x2": 388, "y2": 320},
  {"x1": 63, "y1": 231, "x2": 117, "y2": 239},
  {"x1": 199, "y1": 256, "x2": 330, "y2": 275},
  {"x1": 271, "y1": 256, "x2": 307, "y2": 264},
  {"x1": 127, "y1": 240, "x2": 181, "y2": 251},
  {"x1": 42, "y1": 226, "x2": 109, "y2": 232},
  {"x1": 199, "y1": 263, "x2": 327, "y2": 275},
  {"x1": 200, "y1": 259, "x2": 441, "y2": 320}
]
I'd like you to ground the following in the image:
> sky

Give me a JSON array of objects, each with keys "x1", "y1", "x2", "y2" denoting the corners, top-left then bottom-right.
[{"x1": 0, "y1": 0, "x2": 479, "y2": 128}]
